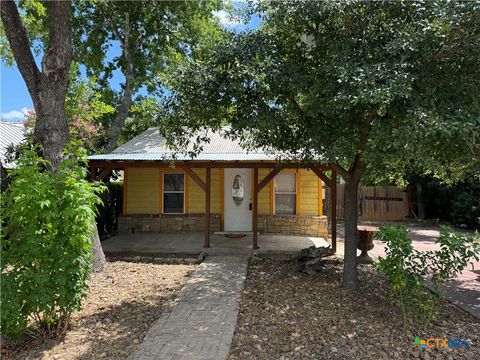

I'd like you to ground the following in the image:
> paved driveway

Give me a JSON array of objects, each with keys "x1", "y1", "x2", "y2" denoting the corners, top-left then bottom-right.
[{"x1": 335, "y1": 223, "x2": 480, "y2": 319}]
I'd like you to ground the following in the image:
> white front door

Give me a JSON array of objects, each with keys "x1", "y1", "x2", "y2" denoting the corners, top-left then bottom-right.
[{"x1": 224, "y1": 168, "x2": 252, "y2": 232}]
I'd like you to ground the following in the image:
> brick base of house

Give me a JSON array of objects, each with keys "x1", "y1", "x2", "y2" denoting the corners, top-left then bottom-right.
[
  {"x1": 118, "y1": 214, "x2": 221, "y2": 233},
  {"x1": 257, "y1": 215, "x2": 328, "y2": 239},
  {"x1": 118, "y1": 214, "x2": 328, "y2": 238}
]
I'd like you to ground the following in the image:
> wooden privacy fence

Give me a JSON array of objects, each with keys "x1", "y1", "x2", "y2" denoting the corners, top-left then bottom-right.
[{"x1": 326, "y1": 185, "x2": 410, "y2": 221}]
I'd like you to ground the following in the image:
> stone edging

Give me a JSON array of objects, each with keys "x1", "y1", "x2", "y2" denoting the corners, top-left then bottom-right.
[{"x1": 107, "y1": 252, "x2": 208, "y2": 265}]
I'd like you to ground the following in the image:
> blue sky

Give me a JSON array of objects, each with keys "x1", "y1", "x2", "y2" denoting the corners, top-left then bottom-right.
[
  {"x1": 0, "y1": 3, "x2": 261, "y2": 122},
  {"x1": 0, "y1": 62, "x2": 34, "y2": 120}
]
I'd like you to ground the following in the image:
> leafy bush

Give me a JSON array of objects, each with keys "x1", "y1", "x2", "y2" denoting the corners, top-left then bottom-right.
[
  {"x1": 376, "y1": 226, "x2": 480, "y2": 330},
  {"x1": 411, "y1": 174, "x2": 480, "y2": 230},
  {"x1": 449, "y1": 179, "x2": 480, "y2": 230},
  {"x1": 1, "y1": 145, "x2": 105, "y2": 338}
]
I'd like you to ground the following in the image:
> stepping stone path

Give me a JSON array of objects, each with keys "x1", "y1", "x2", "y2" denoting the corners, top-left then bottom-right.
[{"x1": 130, "y1": 256, "x2": 249, "y2": 360}]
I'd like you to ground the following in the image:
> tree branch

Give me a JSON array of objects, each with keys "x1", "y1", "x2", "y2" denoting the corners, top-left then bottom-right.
[
  {"x1": 331, "y1": 162, "x2": 349, "y2": 179},
  {"x1": 330, "y1": 153, "x2": 364, "y2": 180},
  {"x1": 137, "y1": 32, "x2": 148, "y2": 46},
  {"x1": 123, "y1": 13, "x2": 130, "y2": 52},
  {"x1": 104, "y1": 12, "x2": 124, "y2": 45},
  {"x1": 109, "y1": 22, "x2": 123, "y2": 43},
  {"x1": 350, "y1": 153, "x2": 365, "y2": 182},
  {"x1": 289, "y1": 96, "x2": 307, "y2": 122},
  {"x1": 0, "y1": 0, "x2": 41, "y2": 97},
  {"x1": 105, "y1": 13, "x2": 135, "y2": 152}
]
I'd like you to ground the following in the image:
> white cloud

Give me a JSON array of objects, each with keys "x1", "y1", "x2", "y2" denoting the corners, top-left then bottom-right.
[
  {"x1": 213, "y1": 10, "x2": 242, "y2": 27},
  {"x1": 0, "y1": 107, "x2": 31, "y2": 121}
]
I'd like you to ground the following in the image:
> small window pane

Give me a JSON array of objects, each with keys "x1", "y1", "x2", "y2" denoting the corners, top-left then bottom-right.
[
  {"x1": 275, "y1": 194, "x2": 296, "y2": 215},
  {"x1": 275, "y1": 173, "x2": 296, "y2": 193},
  {"x1": 164, "y1": 193, "x2": 184, "y2": 213},
  {"x1": 164, "y1": 174, "x2": 184, "y2": 191}
]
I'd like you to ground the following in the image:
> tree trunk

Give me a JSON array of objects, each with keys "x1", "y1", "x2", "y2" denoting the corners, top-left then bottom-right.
[
  {"x1": 91, "y1": 224, "x2": 106, "y2": 272},
  {"x1": 105, "y1": 79, "x2": 133, "y2": 152},
  {"x1": 334, "y1": 154, "x2": 364, "y2": 290},
  {"x1": 34, "y1": 86, "x2": 70, "y2": 168},
  {"x1": 415, "y1": 182, "x2": 426, "y2": 220},
  {"x1": 343, "y1": 176, "x2": 361, "y2": 290}
]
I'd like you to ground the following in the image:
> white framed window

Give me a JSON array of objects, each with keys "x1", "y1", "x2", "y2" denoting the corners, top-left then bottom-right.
[
  {"x1": 163, "y1": 173, "x2": 184, "y2": 214},
  {"x1": 274, "y1": 173, "x2": 296, "y2": 215}
]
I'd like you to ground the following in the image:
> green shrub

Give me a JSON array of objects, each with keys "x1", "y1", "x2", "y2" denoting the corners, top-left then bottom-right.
[
  {"x1": 428, "y1": 227, "x2": 480, "y2": 287},
  {"x1": 409, "y1": 173, "x2": 480, "y2": 230},
  {"x1": 376, "y1": 225, "x2": 480, "y2": 330},
  {"x1": 1, "y1": 145, "x2": 105, "y2": 338}
]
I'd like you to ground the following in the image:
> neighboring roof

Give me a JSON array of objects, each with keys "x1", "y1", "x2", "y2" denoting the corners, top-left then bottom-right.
[
  {"x1": 0, "y1": 122, "x2": 25, "y2": 169},
  {"x1": 89, "y1": 127, "x2": 280, "y2": 162}
]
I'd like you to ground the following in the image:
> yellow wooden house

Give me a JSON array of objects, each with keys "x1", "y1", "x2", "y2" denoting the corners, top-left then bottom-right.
[{"x1": 89, "y1": 127, "x2": 338, "y2": 250}]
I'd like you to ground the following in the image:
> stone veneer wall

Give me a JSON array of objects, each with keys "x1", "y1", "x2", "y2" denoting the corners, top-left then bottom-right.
[
  {"x1": 257, "y1": 215, "x2": 328, "y2": 239},
  {"x1": 118, "y1": 214, "x2": 221, "y2": 234},
  {"x1": 118, "y1": 213, "x2": 328, "y2": 239}
]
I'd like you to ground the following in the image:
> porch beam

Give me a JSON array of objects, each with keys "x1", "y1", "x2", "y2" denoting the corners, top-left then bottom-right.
[
  {"x1": 190, "y1": 161, "x2": 328, "y2": 169},
  {"x1": 257, "y1": 166, "x2": 283, "y2": 193},
  {"x1": 331, "y1": 169, "x2": 337, "y2": 253},
  {"x1": 90, "y1": 164, "x2": 96, "y2": 180},
  {"x1": 190, "y1": 162, "x2": 279, "y2": 169},
  {"x1": 181, "y1": 166, "x2": 206, "y2": 192},
  {"x1": 95, "y1": 167, "x2": 113, "y2": 181},
  {"x1": 309, "y1": 166, "x2": 332, "y2": 188},
  {"x1": 89, "y1": 160, "x2": 329, "y2": 170},
  {"x1": 204, "y1": 167, "x2": 211, "y2": 248},
  {"x1": 252, "y1": 167, "x2": 259, "y2": 249}
]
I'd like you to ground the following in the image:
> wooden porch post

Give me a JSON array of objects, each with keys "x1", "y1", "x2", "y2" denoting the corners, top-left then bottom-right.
[
  {"x1": 331, "y1": 168, "x2": 337, "y2": 253},
  {"x1": 204, "y1": 167, "x2": 211, "y2": 248},
  {"x1": 253, "y1": 167, "x2": 259, "y2": 249},
  {"x1": 90, "y1": 164, "x2": 96, "y2": 180}
]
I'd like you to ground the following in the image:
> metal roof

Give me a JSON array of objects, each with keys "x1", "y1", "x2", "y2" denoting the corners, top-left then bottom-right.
[
  {"x1": 89, "y1": 127, "x2": 282, "y2": 162},
  {"x1": 0, "y1": 122, "x2": 25, "y2": 168}
]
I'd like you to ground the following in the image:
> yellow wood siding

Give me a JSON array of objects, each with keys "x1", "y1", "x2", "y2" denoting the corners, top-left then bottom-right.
[
  {"x1": 125, "y1": 166, "x2": 323, "y2": 217},
  {"x1": 258, "y1": 168, "x2": 271, "y2": 215},
  {"x1": 298, "y1": 169, "x2": 320, "y2": 215},
  {"x1": 187, "y1": 168, "x2": 222, "y2": 214},
  {"x1": 123, "y1": 169, "x2": 128, "y2": 214},
  {"x1": 126, "y1": 167, "x2": 160, "y2": 214},
  {"x1": 318, "y1": 177, "x2": 323, "y2": 216}
]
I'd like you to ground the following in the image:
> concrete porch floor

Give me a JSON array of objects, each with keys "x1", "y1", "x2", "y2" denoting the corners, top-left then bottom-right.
[{"x1": 101, "y1": 232, "x2": 330, "y2": 257}]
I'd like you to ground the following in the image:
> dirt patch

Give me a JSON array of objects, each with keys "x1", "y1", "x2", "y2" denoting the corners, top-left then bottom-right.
[
  {"x1": 229, "y1": 260, "x2": 480, "y2": 359},
  {"x1": 2, "y1": 261, "x2": 196, "y2": 360}
]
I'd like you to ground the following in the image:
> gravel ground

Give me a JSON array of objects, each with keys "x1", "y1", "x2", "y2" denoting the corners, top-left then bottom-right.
[
  {"x1": 1, "y1": 261, "x2": 196, "y2": 360},
  {"x1": 229, "y1": 259, "x2": 480, "y2": 360}
]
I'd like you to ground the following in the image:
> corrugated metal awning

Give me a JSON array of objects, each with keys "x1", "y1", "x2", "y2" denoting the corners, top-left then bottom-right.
[
  {"x1": 88, "y1": 153, "x2": 278, "y2": 161},
  {"x1": 0, "y1": 122, "x2": 26, "y2": 168},
  {"x1": 89, "y1": 127, "x2": 283, "y2": 162}
]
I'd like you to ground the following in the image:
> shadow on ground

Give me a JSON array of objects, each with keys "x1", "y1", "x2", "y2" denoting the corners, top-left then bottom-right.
[{"x1": 2, "y1": 266, "x2": 192, "y2": 360}]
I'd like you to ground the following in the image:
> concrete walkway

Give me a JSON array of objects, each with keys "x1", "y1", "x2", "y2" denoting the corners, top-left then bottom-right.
[
  {"x1": 335, "y1": 224, "x2": 480, "y2": 319},
  {"x1": 130, "y1": 256, "x2": 248, "y2": 360}
]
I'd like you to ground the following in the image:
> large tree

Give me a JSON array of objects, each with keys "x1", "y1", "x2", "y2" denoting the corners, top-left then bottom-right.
[
  {"x1": 1, "y1": 0, "x2": 106, "y2": 271},
  {"x1": 73, "y1": 0, "x2": 223, "y2": 151},
  {"x1": 160, "y1": 1, "x2": 480, "y2": 289}
]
